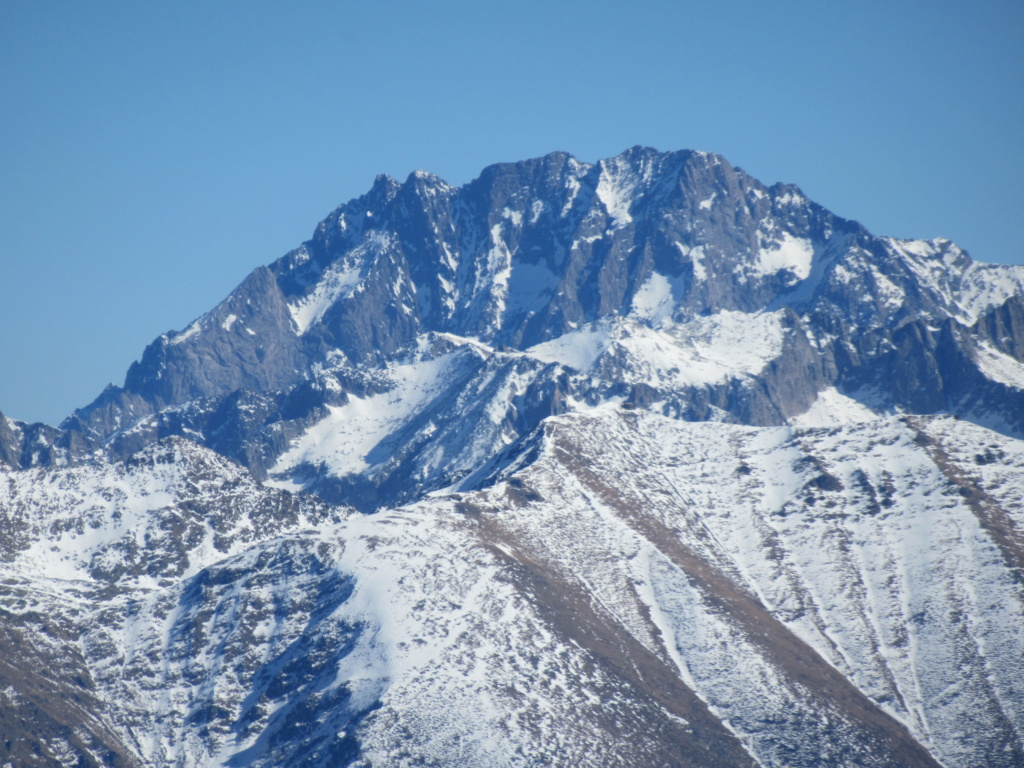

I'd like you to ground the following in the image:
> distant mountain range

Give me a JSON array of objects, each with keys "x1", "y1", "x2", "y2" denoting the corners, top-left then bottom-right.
[{"x1": 2, "y1": 147, "x2": 1023, "y2": 767}]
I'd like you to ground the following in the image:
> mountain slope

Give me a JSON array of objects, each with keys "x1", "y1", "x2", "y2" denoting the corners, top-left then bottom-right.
[{"x1": 3, "y1": 412, "x2": 1022, "y2": 766}]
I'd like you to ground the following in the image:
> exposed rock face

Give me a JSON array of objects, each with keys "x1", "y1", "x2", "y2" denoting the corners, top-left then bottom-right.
[{"x1": 2, "y1": 148, "x2": 1024, "y2": 766}]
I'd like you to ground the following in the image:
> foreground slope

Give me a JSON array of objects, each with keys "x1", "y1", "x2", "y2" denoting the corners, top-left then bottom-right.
[{"x1": 2, "y1": 411, "x2": 1023, "y2": 766}]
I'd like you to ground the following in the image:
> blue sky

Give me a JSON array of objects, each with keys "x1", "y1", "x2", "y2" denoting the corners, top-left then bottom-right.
[{"x1": 2, "y1": 0, "x2": 1022, "y2": 425}]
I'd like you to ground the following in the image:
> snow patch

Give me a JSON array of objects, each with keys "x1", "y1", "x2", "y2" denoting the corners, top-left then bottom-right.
[
  {"x1": 526, "y1": 325, "x2": 613, "y2": 372},
  {"x1": 631, "y1": 272, "x2": 675, "y2": 326},
  {"x1": 526, "y1": 311, "x2": 788, "y2": 387},
  {"x1": 677, "y1": 243, "x2": 708, "y2": 281},
  {"x1": 754, "y1": 232, "x2": 814, "y2": 280},
  {"x1": 270, "y1": 354, "x2": 457, "y2": 481},
  {"x1": 288, "y1": 263, "x2": 362, "y2": 334},
  {"x1": 975, "y1": 343, "x2": 1024, "y2": 389},
  {"x1": 529, "y1": 200, "x2": 546, "y2": 224},
  {"x1": 958, "y1": 263, "x2": 1024, "y2": 324},
  {"x1": 596, "y1": 156, "x2": 643, "y2": 227},
  {"x1": 502, "y1": 207, "x2": 522, "y2": 227},
  {"x1": 890, "y1": 238, "x2": 938, "y2": 260},
  {"x1": 169, "y1": 320, "x2": 202, "y2": 345},
  {"x1": 790, "y1": 387, "x2": 880, "y2": 427}
]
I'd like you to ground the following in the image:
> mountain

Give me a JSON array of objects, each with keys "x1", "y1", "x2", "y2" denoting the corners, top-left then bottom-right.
[{"x1": 2, "y1": 147, "x2": 1024, "y2": 767}]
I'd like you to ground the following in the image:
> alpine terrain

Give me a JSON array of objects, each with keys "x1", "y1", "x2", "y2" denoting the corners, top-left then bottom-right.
[{"x1": 2, "y1": 147, "x2": 1023, "y2": 767}]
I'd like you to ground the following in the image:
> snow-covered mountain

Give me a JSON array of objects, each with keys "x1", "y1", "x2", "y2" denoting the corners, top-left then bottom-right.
[{"x1": 2, "y1": 147, "x2": 1024, "y2": 767}]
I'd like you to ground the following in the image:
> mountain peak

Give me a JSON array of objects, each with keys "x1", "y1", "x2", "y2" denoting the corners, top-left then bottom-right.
[
  {"x1": 3, "y1": 148, "x2": 1024, "y2": 768},
  {"x1": 17, "y1": 147, "x2": 1024, "y2": 476}
]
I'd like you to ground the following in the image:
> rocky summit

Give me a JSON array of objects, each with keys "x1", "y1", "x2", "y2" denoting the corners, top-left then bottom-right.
[{"x1": 2, "y1": 147, "x2": 1023, "y2": 767}]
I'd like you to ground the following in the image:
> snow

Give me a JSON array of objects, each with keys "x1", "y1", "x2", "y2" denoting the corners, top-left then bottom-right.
[
  {"x1": 529, "y1": 200, "x2": 546, "y2": 224},
  {"x1": 0, "y1": 441, "x2": 339, "y2": 589},
  {"x1": 957, "y1": 262, "x2": 1024, "y2": 324},
  {"x1": 221, "y1": 314, "x2": 238, "y2": 332},
  {"x1": 891, "y1": 238, "x2": 938, "y2": 260},
  {"x1": 832, "y1": 263, "x2": 854, "y2": 284},
  {"x1": 754, "y1": 231, "x2": 814, "y2": 280},
  {"x1": 525, "y1": 310, "x2": 788, "y2": 389},
  {"x1": 676, "y1": 242, "x2": 708, "y2": 281},
  {"x1": 270, "y1": 354, "x2": 458, "y2": 481},
  {"x1": 877, "y1": 236, "x2": 1024, "y2": 325},
  {"x1": 790, "y1": 387, "x2": 880, "y2": 427},
  {"x1": 169, "y1": 320, "x2": 202, "y2": 345},
  {"x1": 434, "y1": 331, "x2": 495, "y2": 355},
  {"x1": 501, "y1": 207, "x2": 522, "y2": 227},
  {"x1": 657, "y1": 311, "x2": 788, "y2": 385},
  {"x1": 870, "y1": 267, "x2": 904, "y2": 307},
  {"x1": 595, "y1": 156, "x2": 640, "y2": 227},
  {"x1": 478, "y1": 225, "x2": 515, "y2": 327},
  {"x1": 630, "y1": 271, "x2": 675, "y2": 326},
  {"x1": 974, "y1": 342, "x2": 1024, "y2": 388},
  {"x1": 466, "y1": 408, "x2": 1024, "y2": 765},
  {"x1": 561, "y1": 175, "x2": 581, "y2": 217},
  {"x1": 287, "y1": 261, "x2": 362, "y2": 334},
  {"x1": 525, "y1": 325, "x2": 613, "y2": 371}
]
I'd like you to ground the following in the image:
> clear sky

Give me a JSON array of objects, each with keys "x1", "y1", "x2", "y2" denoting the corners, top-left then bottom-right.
[{"x1": 2, "y1": 0, "x2": 1022, "y2": 425}]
